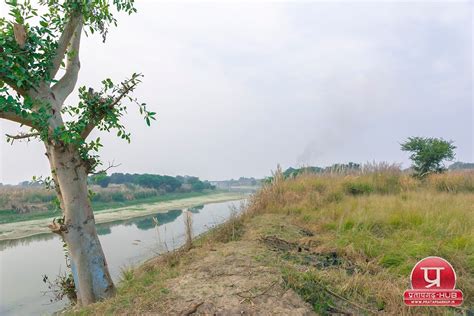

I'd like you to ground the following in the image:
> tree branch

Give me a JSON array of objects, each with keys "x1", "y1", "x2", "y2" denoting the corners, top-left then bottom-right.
[
  {"x1": 80, "y1": 81, "x2": 139, "y2": 140},
  {"x1": 80, "y1": 120, "x2": 97, "y2": 140},
  {"x1": 0, "y1": 75, "x2": 28, "y2": 97},
  {"x1": 89, "y1": 161, "x2": 121, "y2": 175},
  {"x1": 49, "y1": 13, "x2": 82, "y2": 81},
  {"x1": 52, "y1": 20, "x2": 83, "y2": 105},
  {"x1": 0, "y1": 110, "x2": 35, "y2": 127},
  {"x1": 5, "y1": 132, "x2": 40, "y2": 141}
]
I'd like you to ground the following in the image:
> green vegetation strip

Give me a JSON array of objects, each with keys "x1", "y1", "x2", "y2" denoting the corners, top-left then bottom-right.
[{"x1": 0, "y1": 191, "x2": 215, "y2": 225}]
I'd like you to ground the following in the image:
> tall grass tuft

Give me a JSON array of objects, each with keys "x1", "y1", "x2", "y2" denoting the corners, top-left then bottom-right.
[{"x1": 426, "y1": 171, "x2": 474, "y2": 193}]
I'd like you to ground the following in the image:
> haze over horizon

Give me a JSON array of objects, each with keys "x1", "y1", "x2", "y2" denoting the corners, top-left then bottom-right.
[{"x1": 0, "y1": 0, "x2": 473, "y2": 184}]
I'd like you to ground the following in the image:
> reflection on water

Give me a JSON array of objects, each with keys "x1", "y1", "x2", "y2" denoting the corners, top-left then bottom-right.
[
  {"x1": 189, "y1": 205, "x2": 204, "y2": 214},
  {"x1": 95, "y1": 209, "x2": 184, "y2": 235},
  {"x1": 0, "y1": 232, "x2": 56, "y2": 251},
  {"x1": 136, "y1": 209, "x2": 182, "y2": 231},
  {"x1": 0, "y1": 199, "x2": 243, "y2": 316},
  {"x1": 96, "y1": 225, "x2": 112, "y2": 236},
  {"x1": 93, "y1": 209, "x2": 186, "y2": 236}
]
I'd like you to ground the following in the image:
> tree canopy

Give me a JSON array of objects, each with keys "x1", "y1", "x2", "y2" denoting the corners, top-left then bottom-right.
[
  {"x1": 0, "y1": 0, "x2": 155, "y2": 173},
  {"x1": 401, "y1": 137, "x2": 456, "y2": 178},
  {"x1": 90, "y1": 173, "x2": 215, "y2": 192}
]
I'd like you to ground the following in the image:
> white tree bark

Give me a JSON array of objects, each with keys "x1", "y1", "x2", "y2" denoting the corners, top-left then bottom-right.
[
  {"x1": 52, "y1": 21, "x2": 82, "y2": 105},
  {"x1": 1, "y1": 10, "x2": 117, "y2": 306},
  {"x1": 46, "y1": 143, "x2": 116, "y2": 305},
  {"x1": 49, "y1": 14, "x2": 83, "y2": 80}
]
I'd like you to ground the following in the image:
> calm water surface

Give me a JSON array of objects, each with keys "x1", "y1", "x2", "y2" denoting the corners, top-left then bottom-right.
[{"x1": 0, "y1": 199, "x2": 244, "y2": 315}]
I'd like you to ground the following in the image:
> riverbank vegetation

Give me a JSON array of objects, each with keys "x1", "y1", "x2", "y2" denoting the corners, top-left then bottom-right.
[
  {"x1": 0, "y1": 191, "x2": 245, "y2": 241},
  {"x1": 0, "y1": 173, "x2": 217, "y2": 224},
  {"x1": 71, "y1": 165, "x2": 473, "y2": 315}
]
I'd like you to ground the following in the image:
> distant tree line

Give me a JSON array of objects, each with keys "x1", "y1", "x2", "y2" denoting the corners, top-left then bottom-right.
[
  {"x1": 448, "y1": 162, "x2": 474, "y2": 170},
  {"x1": 88, "y1": 173, "x2": 215, "y2": 192},
  {"x1": 215, "y1": 177, "x2": 259, "y2": 186}
]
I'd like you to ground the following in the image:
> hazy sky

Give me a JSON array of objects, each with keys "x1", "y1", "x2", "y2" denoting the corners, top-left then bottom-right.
[{"x1": 0, "y1": 0, "x2": 472, "y2": 184}]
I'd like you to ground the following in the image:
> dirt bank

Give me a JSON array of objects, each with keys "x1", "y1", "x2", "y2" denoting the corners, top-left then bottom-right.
[
  {"x1": 70, "y1": 213, "x2": 317, "y2": 315},
  {"x1": 0, "y1": 192, "x2": 244, "y2": 241}
]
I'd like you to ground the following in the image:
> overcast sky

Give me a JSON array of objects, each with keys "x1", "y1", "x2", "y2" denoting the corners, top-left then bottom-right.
[{"x1": 0, "y1": 0, "x2": 472, "y2": 184}]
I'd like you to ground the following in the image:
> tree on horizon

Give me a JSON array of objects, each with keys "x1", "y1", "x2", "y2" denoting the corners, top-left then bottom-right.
[{"x1": 401, "y1": 137, "x2": 455, "y2": 178}]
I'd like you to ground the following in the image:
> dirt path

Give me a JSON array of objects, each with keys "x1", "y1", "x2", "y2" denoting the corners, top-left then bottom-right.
[
  {"x1": 0, "y1": 192, "x2": 244, "y2": 241},
  {"x1": 71, "y1": 214, "x2": 342, "y2": 315},
  {"x1": 141, "y1": 215, "x2": 316, "y2": 315},
  {"x1": 159, "y1": 241, "x2": 315, "y2": 315}
]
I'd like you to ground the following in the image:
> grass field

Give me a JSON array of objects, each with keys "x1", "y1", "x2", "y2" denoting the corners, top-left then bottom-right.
[{"x1": 70, "y1": 168, "x2": 473, "y2": 315}]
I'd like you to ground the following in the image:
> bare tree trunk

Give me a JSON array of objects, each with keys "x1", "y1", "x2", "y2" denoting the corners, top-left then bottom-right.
[{"x1": 46, "y1": 143, "x2": 115, "y2": 305}]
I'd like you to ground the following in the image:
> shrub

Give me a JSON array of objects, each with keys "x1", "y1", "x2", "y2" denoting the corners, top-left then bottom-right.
[
  {"x1": 111, "y1": 191, "x2": 126, "y2": 202},
  {"x1": 344, "y1": 181, "x2": 374, "y2": 195}
]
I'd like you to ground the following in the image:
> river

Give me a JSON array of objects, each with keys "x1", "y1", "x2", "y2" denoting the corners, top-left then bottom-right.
[{"x1": 0, "y1": 199, "x2": 245, "y2": 315}]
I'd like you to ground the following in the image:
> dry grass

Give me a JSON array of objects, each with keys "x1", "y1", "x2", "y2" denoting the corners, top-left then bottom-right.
[
  {"x1": 0, "y1": 186, "x2": 55, "y2": 212},
  {"x1": 426, "y1": 171, "x2": 474, "y2": 193},
  {"x1": 0, "y1": 184, "x2": 162, "y2": 212},
  {"x1": 249, "y1": 168, "x2": 474, "y2": 314}
]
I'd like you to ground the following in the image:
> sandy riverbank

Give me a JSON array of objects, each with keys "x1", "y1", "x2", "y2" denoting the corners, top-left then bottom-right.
[{"x1": 0, "y1": 192, "x2": 245, "y2": 241}]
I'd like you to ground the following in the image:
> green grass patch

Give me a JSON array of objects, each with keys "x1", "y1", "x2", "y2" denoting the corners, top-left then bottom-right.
[
  {"x1": 0, "y1": 190, "x2": 218, "y2": 224},
  {"x1": 282, "y1": 268, "x2": 334, "y2": 315}
]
